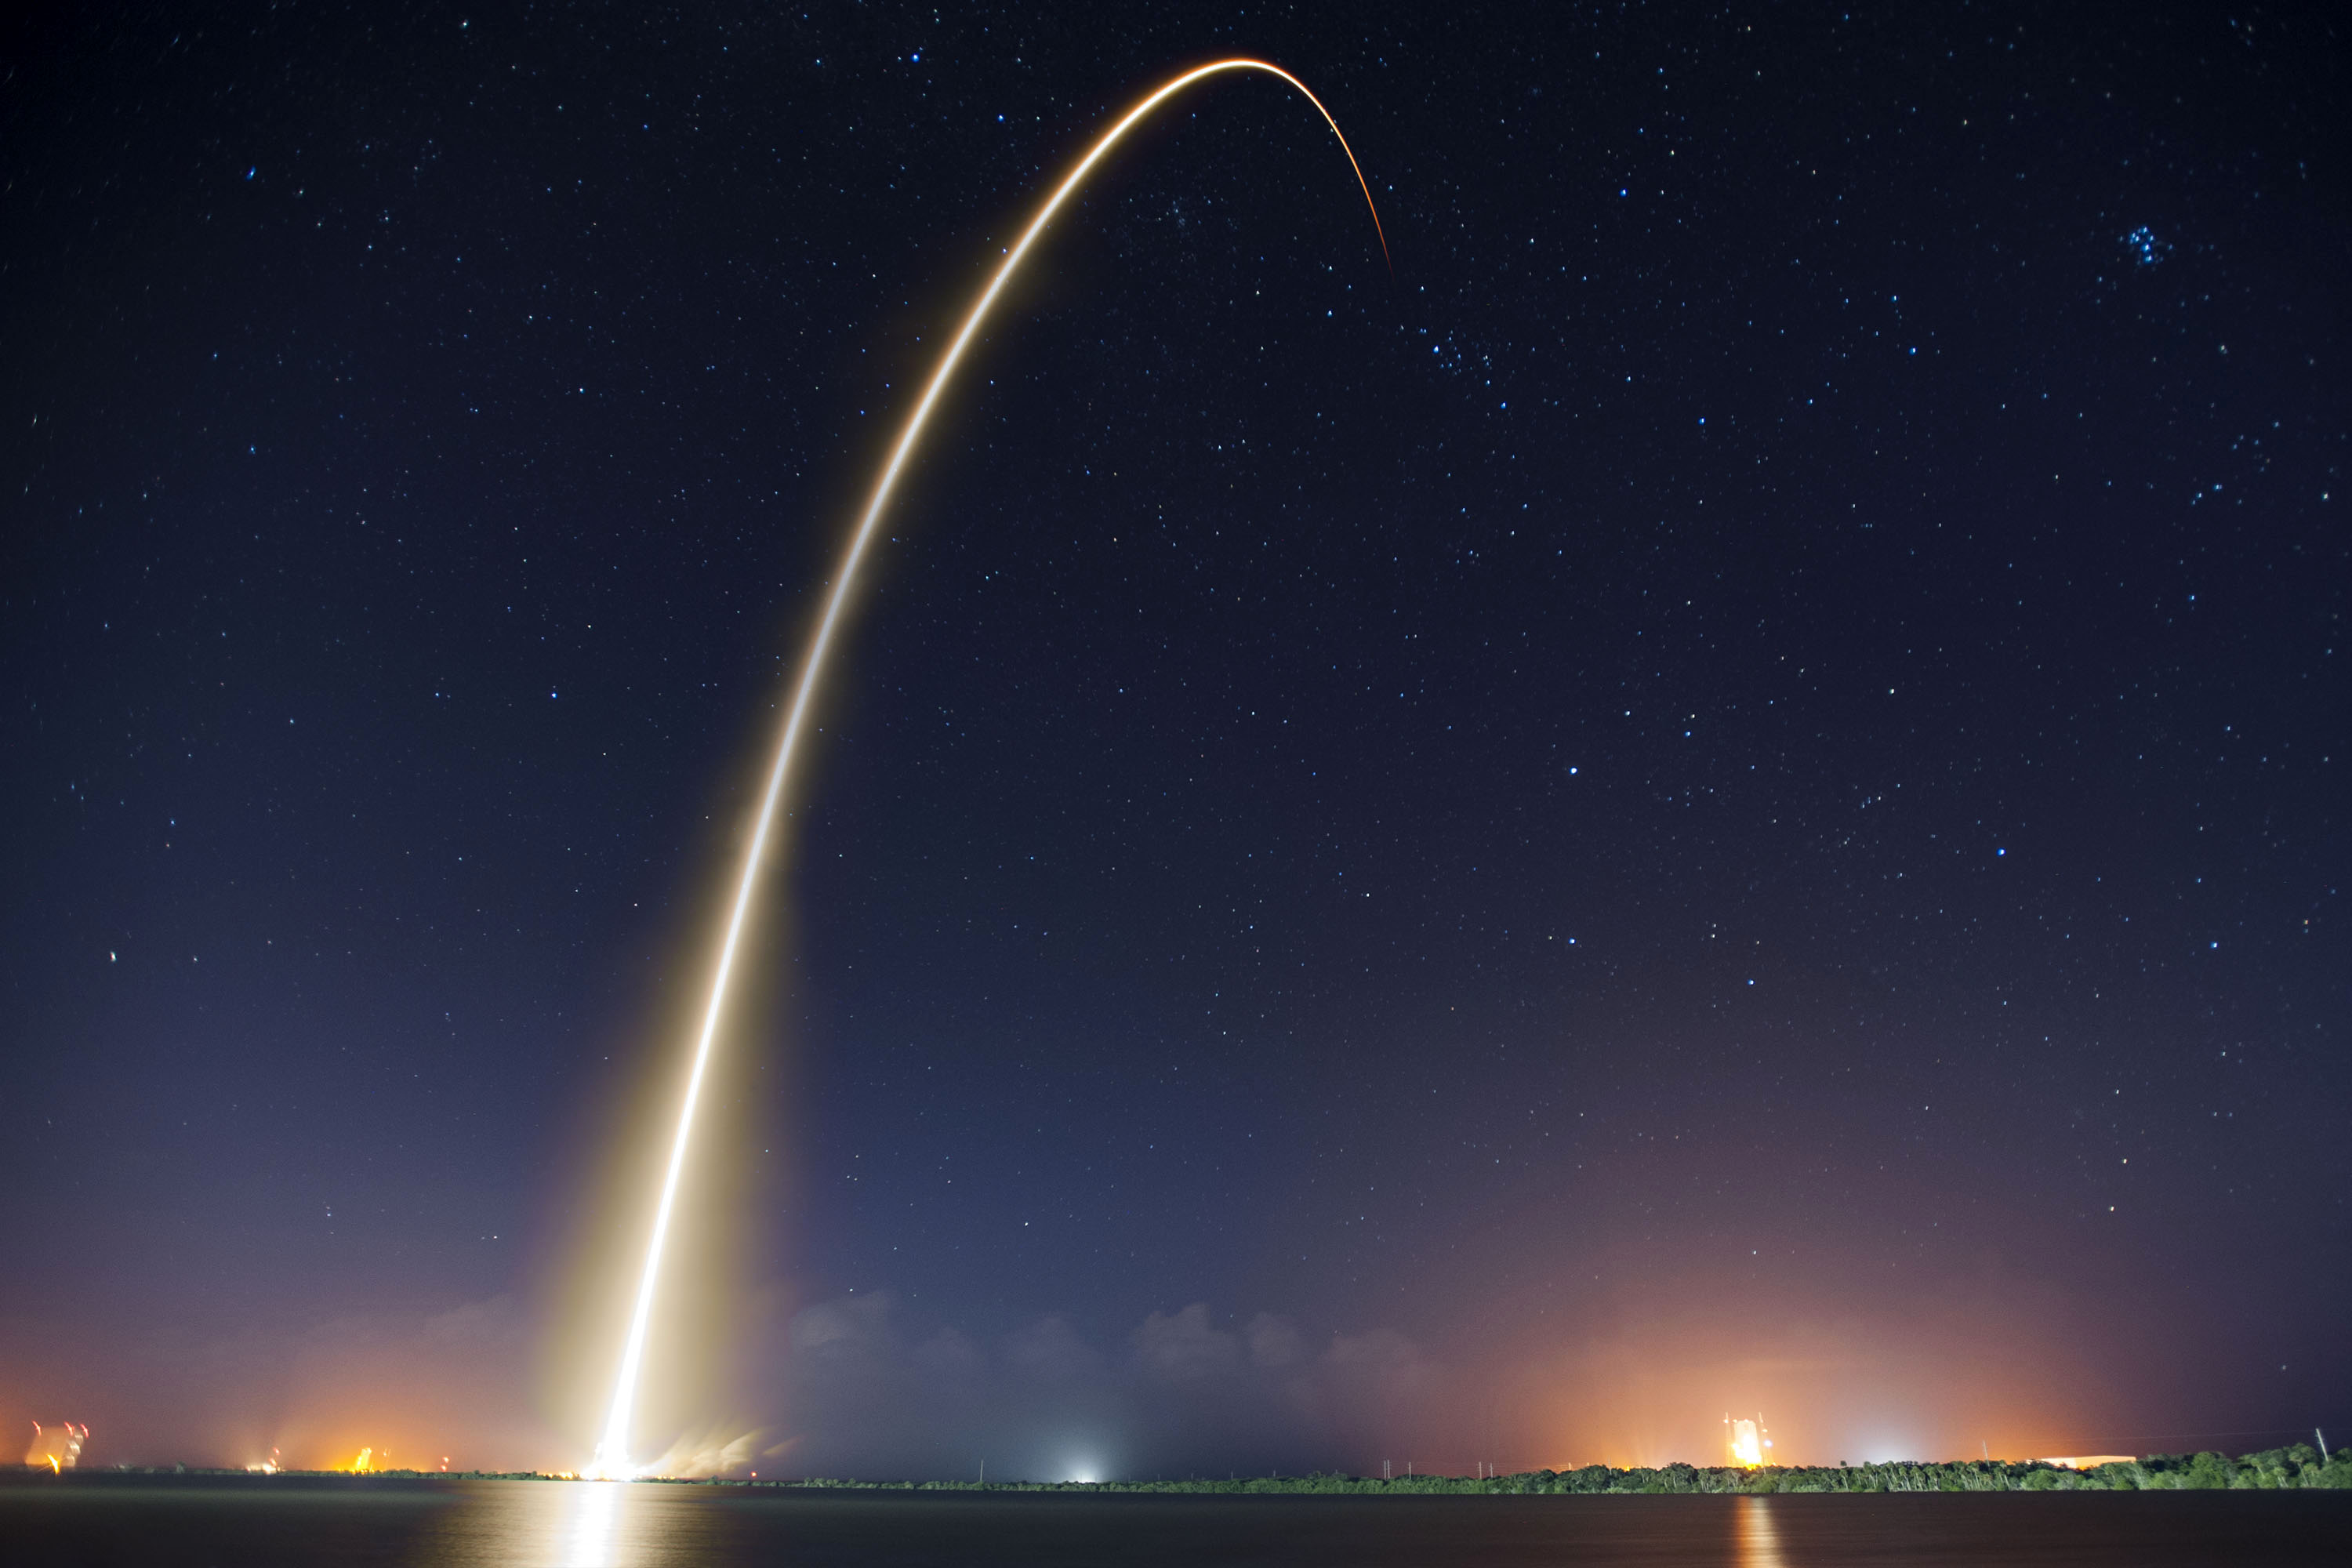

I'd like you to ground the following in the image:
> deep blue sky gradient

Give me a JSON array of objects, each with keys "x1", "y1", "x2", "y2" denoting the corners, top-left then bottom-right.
[{"x1": 2, "y1": 1, "x2": 2345, "y2": 1476}]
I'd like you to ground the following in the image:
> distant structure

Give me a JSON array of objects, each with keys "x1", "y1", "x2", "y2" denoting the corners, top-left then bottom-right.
[
  {"x1": 24, "y1": 1421, "x2": 88, "y2": 1472},
  {"x1": 1725, "y1": 1414, "x2": 1769, "y2": 1467}
]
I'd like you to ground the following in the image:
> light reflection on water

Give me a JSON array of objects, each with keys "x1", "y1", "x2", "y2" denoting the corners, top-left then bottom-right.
[
  {"x1": 4, "y1": 1479, "x2": 2338, "y2": 1568},
  {"x1": 368, "y1": 1479, "x2": 2352, "y2": 1567},
  {"x1": 561, "y1": 1481, "x2": 622, "y2": 1568},
  {"x1": 1733, "y1": 1494, "x2": 1787, "y2": 1568},
  {"x1": 422, "y1": 1480, "x2": 688, "y2": 1568},
  {"x1": 492, "y1": 1484, "x2": 1807, "y2": 1567}
]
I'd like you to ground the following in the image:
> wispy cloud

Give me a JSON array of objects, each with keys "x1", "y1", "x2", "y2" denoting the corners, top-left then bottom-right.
[{"x1": 765, "y1": 1293, "x2": 1446, "y2": 1479}]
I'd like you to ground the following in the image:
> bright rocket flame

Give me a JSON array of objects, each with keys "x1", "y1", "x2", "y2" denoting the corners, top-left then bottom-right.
[
  {"x1": 1726, "y1": 1414, "x2": 1766, "y2": 1468},
  {"x1": 350, "y1": 1446, "x2": 375, "y2": 1473},
  {"x1": 584, "y1": 58, "x2": 1386, "y2": 1479},
  {"x1": 24, "y1": 1421, "x2": 88, "y2": 1473}
]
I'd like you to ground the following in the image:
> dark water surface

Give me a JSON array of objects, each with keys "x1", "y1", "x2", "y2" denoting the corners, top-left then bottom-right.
[{"x1": 7, "y1": 1479, "x2": 2351, "y2": 1566}]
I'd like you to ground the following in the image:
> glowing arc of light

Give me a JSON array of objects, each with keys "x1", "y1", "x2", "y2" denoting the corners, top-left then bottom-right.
[{"x1": 587, "y1": 57, "x2": 1386, "y2": 1479}]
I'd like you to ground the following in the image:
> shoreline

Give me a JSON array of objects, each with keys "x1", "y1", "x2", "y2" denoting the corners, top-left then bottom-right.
[{"x1": 12, "y1": 1447, "x2": 2349, "y2": 1494}]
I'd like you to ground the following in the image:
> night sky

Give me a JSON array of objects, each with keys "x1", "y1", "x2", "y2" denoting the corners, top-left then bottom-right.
[{"x1": 4, "y1": 2, "x2": 2346, "y2": 1480}]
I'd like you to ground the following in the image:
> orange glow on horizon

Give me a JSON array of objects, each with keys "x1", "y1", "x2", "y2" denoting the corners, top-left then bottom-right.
[
  {"x1": 2038, "y1": 1454, "x2": 2136, "y2": 1470},
  {"x1": 1489, "y1": 1254, "x2": 2119, "y2": 1472}
]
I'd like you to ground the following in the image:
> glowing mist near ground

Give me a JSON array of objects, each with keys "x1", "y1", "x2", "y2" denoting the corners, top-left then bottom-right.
[{"x1": 585, "y1": 60, "x2": 1386, "y2": 1479}]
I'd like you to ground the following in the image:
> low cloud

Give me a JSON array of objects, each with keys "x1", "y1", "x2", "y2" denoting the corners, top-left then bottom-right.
[
  {"x1": 1004, "y1": 1312, "x2": 1105, "y2": 1383},
  {"x1": 1244, "y1": 1312, "x2": 1304, "y2": 1369},
  {"x1": 1134, "y1": 1303, "x2": 1240, "y2": 1383},
  {"x1": 762, "y1": 1294, "x2": 1446, "y2": 1480}
]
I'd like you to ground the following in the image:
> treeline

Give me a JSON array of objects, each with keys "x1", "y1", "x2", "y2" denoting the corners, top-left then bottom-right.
[
  {"x1": 74, "y1": 1450, "x2": 2349, "y2": 1492},
  {"x1": 782, "y1": 1446, "x2": 2352, "y2": 1494}
]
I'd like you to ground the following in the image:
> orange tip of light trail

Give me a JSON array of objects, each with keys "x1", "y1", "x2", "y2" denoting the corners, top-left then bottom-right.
[
  {"x1": 586, "y1": 57, "x2": 1387, "y2": 1480},
  {"x1": 1161, "y1": 59, "x2": 1391, "y2": 273}
]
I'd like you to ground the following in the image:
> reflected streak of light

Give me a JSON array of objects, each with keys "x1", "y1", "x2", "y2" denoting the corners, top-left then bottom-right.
[
  {"x1": 585, "y1": 57, "x2": 1386, "y2": 1478},
  {"x1": 564, "y1": 1481, "x2": 623, "y2": 1568},
  {"x1": 1735, "y1": 1495, "x2": 1788, "y2": 1568}
]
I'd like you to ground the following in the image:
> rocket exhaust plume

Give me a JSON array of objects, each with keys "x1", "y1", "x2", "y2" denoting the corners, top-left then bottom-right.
[
  {"x1": 586, "y1": 59, "x2": 1386, "y2": 1479},
  {"x1": 25, "y1": 1421, "x2": 89, "y2": 1473}
]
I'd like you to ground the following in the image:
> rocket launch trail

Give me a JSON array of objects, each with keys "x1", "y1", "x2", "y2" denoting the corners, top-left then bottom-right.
[{"x1": 588, "y1": 60, "x2": 1387, "y2": 1478}]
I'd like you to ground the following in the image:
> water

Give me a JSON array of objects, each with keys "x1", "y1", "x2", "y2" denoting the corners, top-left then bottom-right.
[{"x1": 6, "y1": 1479, "x2": 2350, "y2": 1566}]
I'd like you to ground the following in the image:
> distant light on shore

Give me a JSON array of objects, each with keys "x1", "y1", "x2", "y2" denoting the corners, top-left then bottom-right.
[{"x1": 2038, "y1": 1455, "x2": 2136, "y2": 1470}]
